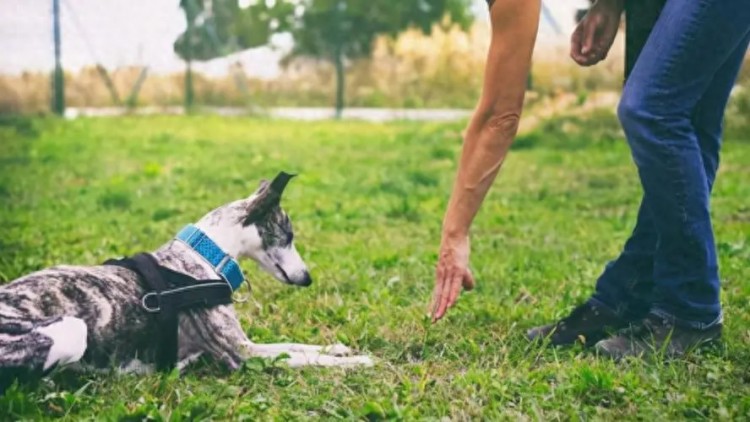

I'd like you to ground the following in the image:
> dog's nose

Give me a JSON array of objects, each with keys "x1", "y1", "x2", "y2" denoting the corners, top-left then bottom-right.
[{"x1": 298, "y1": 271, "x2": 312, "y2": 287}]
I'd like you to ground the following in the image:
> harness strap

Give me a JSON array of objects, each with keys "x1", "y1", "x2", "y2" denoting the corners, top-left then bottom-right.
[{"x1": 104, "y1": 253, "x2": 233, "y2": 372}]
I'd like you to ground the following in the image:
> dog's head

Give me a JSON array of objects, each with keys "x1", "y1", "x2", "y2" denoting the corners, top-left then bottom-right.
[{"x1": 195, "y1": 172, "x2": 311, "y2": 287}]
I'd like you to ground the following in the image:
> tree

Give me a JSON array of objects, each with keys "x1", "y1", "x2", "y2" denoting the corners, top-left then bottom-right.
[
  {"x1": 174, "y1": 0, "x2": 473, "y2": 116},
  {"x1": 174, "y1": 0, "x2": 296, "y2": 62},
  {"x1": 174, "y1": 0, "x2": 295, "y2": 109},
  {"x1": 288, "y1": 0, "x2": 473, "y2": 117}
]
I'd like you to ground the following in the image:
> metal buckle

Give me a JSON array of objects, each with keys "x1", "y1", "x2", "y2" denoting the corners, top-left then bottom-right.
[
  {"x1": 215, "y1": 255, "x2": 228, "y2": 269},
  {"x1": 141, "y1": 292, "x2": 161, "y2": 313},
  {"x1": 215, "y1": 256, "x2": 234, "y2": 286}
]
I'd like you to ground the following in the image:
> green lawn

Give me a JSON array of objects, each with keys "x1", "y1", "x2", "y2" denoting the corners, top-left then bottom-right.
[{"x1": 1, "y1": 114, "x2": 749, "y2": 420}]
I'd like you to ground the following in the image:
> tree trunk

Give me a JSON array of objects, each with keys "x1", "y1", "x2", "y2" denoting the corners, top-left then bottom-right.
[
  {"x1": 185, "y1": 59, "x2": 194, "y2": 111},
  {"x1": 52, "y1": 0, "x2": 65, "y2": 116},
  {"x1": 334, "y1": 47, "x2": 345, "y2": 119},
  {"x1": 184, "y1": 4, "x2": 195, "y2": 112},
  {"x1": 332, "y1": 0, "x2": 345, "y2": 119}
]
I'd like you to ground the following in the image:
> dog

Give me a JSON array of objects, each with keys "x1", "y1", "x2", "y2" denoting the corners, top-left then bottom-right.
[{"x1": 0, "y1": 172, "x2": 372, "y2": 390}]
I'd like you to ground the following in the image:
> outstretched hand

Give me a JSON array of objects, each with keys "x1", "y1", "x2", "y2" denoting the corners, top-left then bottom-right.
[
  {"x1": 571, "y1": 0, "x2": 624, "y2": 66},
  {"x1": 430, "y1": 234, "x2": 475, "y2": 322}
]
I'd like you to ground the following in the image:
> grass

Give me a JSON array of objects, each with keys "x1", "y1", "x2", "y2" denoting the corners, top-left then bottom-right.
[{"x1": 1, "y1": 113, "x2": 750, "y2": 420}]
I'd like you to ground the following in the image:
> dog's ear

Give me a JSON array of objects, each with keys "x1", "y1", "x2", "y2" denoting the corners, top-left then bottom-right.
[
  {"x1": 243, "y1": 172, "x2": 296, "y2": 225},
  {"x1": 269, "y1": 171, "x2": 296, "y2": 196}
]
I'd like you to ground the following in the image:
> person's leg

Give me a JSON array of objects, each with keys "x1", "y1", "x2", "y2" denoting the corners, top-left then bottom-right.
[
  {"x1": 528, "y1": 0, "x2": 749, "y2": 347},
  {"x1": 691, "y1": 30, "x2": 750, "y2": 192},
  {"x1": 595, "y1": 31, "x2": 750, "y2": 359},
  {"x1": 593, "y1": 29, "x2": 750, "y2": 320},
  {"x1": 616, "y1": 0, "x2": 749, "y2": 327},
  {"x1": 592, "y1": 200, "x2": 656, "y2": 320}
]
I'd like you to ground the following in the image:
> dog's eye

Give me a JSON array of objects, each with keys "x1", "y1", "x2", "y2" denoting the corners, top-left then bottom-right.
[{"x1": 286, "y1": 232, "x2": 294, "y2": 245}]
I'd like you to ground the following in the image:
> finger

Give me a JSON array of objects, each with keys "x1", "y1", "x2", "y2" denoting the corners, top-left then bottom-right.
[
  {"x1": 431, "y1": 267, "x2": 448, "y2": 321},
  {"x1": 572, "y1": 55, "x2": 591, "y2": 66},
  {"x1": 596, "y1": 38, "x2": 611, "y2": 62},
  {"x1": 429, "y1": 264, "x2": 445, "y2": 313},
  {"x1": 446, "y1": 273, "x2": 463, "y2": 308},
  {"x1": 462, "y1": 269, "x2": 476, "y2": 291},
  {"x1": 570, "y1": 23, "x2": 584, "y2": 60},
  {"x1": 430, "y1": 278, "x2": 444, "y2": 319},
  {"x1": 434, "y1": 270, "x2": 453, "y2": 321},
  {"x1": 581, "y1": 18, "x2": 597, "y2": 55},
  {"x1": 576, "y1": 50, "x2": 598, "y2": 67},
  {"x1": 429, "y1": 283, "x2": 439, "y2": 318},
  {"x1": 433, "y1": 269, "x2": 457, "y2": 321},
  {"x1": 571, "y1": 24, "x2": 595, "y2": 66}
]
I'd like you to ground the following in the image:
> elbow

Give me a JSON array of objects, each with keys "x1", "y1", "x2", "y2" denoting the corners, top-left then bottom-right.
[
  {"x1": 478, "y1": 109, "x2": 521, "y2": 138},
  {"x1": 470, "y1": 109, "x2": 521, "y2": 151}
]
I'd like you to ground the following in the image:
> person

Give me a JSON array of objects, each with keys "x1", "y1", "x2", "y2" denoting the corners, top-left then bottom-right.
[
  {"x1": 430, "y1": 0, "x2": 541, "y2": 320},
  {"x1": 431, "y1": 0, "x2": 750, "y2": 360}
]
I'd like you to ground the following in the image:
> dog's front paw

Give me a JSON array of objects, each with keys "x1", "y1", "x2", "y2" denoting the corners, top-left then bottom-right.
[
  {"x1": 346, "y1": 355, "x2": 375, "y2": 367},
  {"x1": 352, "y1": 356, "x2": 375, "y2": 368},
  {"x1": 324, "y1": 343, "x2": 353, "y2": 357}
]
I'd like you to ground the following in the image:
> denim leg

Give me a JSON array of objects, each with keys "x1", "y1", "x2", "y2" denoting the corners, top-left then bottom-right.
[
  {"x1": 692, "y1": 30, "x2": 750, "y2": 191},
  {"x1": 616, "y1": 0, "x2": 750, "y2": 325},
  {"x1": 593, "y1": 200, "x2": 656, "y2": 319},
  {"x1": 593, "y1": 30, "x2": 750, "y2": 321}
]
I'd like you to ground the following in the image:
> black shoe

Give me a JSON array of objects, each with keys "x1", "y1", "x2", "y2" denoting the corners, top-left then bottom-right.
[
  {"x1": 595, "y1": 312, "x2": 722, "y2": 360},
  {"x1": 527, "y1": 301, "x2": 628, "y2": 346}
]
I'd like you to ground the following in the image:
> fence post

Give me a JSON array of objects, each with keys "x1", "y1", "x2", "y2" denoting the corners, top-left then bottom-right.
[
  {"x1": 52, "y1": 0, "x2": 65, "y2": 116},
  {"x1": 624, "y1": 0, "x2": 666, "y2": 80}
]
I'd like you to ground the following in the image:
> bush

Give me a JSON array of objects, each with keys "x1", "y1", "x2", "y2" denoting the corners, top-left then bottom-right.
[{"x1": 726, "y1": 84, "x2": 750, "y2": 140}]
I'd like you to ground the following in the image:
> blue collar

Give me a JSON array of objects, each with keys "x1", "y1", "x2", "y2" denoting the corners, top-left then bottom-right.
[{"x1": 175, "y1": 224, "x2": 245, "y2": 291}]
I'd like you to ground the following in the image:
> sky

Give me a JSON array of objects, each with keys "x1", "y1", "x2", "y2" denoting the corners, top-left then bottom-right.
[{"x1": 0, "y1": 0, "x2": 588, "y2": 78}]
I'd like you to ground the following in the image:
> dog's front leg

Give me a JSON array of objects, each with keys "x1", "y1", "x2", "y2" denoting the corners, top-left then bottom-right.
[
  {"x1": 247, "y1": 342, "x2": 353, "y2": 357},
  {"x1": 282, "y1": 353, "x2": 374, "y2": 368},
  {"x1": 183, "y1": 307, "x2": 252, "y2": 371},
  {"x1": 212, "y1": 333, "x2": 375, "y2": 369},
  {"x1": 196, "y1": 307, "x2": 374, "y2": 369},
  {"x1": 246, "y1": 343, "x2": 374, "y2": 368}
]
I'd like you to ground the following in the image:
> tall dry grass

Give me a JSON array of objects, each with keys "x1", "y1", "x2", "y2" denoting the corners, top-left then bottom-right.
[{"x1": 3, "y1": 22, "x2": 747, "y2": 115}]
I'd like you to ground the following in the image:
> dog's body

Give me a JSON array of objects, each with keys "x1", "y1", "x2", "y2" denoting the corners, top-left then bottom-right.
[{"x1": 0, "y1": 173, "x2": 372, "y2": 387}]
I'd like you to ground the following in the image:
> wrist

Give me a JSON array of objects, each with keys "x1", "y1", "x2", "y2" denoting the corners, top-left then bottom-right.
[{"x1": 441, "y1": 224, "x2": 469, "y2": 241}]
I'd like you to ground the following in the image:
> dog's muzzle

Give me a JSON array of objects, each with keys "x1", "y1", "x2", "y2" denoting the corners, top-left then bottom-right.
[
  {"x1": 299, "y1": 271, "x2": 312, "y2": 287},
  {"x1": 276, "y1": 264, "x2": 312, "y2": 287}
]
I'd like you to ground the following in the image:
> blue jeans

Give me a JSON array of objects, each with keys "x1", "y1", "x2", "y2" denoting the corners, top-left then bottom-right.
[{"x1": 592, "y1": 0, "x2": 750, "y2": 328}]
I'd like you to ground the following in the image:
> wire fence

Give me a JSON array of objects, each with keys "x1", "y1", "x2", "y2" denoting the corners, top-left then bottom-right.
[{"x1": 10, "y1": 0, "x2": 749, "y2": 118}]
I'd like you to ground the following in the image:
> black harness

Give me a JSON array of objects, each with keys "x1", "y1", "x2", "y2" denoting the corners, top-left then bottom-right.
[{"x1": 104, "y1": 253, "x2": 234, "y2": 372}]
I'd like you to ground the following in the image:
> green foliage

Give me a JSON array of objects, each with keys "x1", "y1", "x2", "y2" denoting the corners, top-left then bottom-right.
[
  {"x1": 174, "y1": 0, "x2": 472, "y2": 62},
  {"x1": 174, "y1": 0, "x2": 296, "y2": 61},
  {"x1": 287, "y1": 0, "x2": 473, "y2": 60},
  {"x1": 173, "y1": 0, "x2": 473, "y2": 113},
  {"x1": 726, "y1": 86, "x2": 750, "y2": 140},
  {"x1": 1, "y1": 115, "x2": 750, "y2": 419}
]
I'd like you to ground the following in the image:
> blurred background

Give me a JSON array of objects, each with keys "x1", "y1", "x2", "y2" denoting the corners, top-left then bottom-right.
[
  {"x1": 1, "y1": 0, "x2": 747, "y2": 124},
  {"x1": 3, "y1": 3, "x2": 750, "y2": 419},
  {"x1": 0, "y1": 0, "x2": 629, "y2": 118}
]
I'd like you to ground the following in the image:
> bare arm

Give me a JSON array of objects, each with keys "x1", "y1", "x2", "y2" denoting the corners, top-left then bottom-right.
[
  {"x1": 444, "y1": 0, "x2": 541, "y2": 238},
  {"x1": 431, "y1": 0, "x2": 541, "y2": 322}
]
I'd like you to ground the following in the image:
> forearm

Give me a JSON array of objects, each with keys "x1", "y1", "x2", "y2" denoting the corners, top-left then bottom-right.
[
  {"x1": 442, "y1": 0, "x2": 541, "y2": 238},
  {"x1": 442, "y1": 112, "x2": 518, "y2": 238}
]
